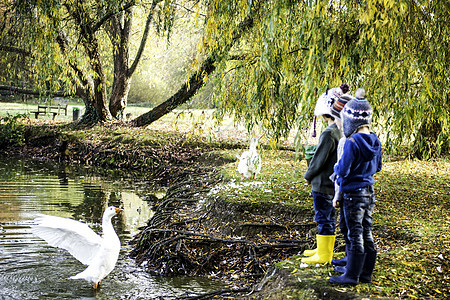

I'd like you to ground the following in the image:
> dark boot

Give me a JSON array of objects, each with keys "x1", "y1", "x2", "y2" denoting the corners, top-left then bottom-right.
[
  {"x1": 332, "y1": 236, "x2": 350, "y2": 266},
  {"x1": 360, "y1": 251, "x2": 377, "y2": 283},
  {"x1": 331, "y1": 255, "x2": 347, "y2": 266},
  {"x1": 329, "y1": 251, "x2": 365, "y2": 285},
  {"x1": 333, "y1": 265, "x2": 346, "y2": 273}
]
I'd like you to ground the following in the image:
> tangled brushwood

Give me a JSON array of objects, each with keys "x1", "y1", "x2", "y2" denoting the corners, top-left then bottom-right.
[{"x1": 129, "y1": 168, "x2": 315, "y2": 288}]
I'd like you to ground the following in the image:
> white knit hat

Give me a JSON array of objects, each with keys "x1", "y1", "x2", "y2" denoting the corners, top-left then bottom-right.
[
  {"x1": 314, "y1": 83, "x2": 350, "y2": 117},
  {"x1": 311, "y1": 83, "x2": 349, "y2": 137},
  {"x1": 314, "y1": 92, "x2": 334, "y2": 117}
]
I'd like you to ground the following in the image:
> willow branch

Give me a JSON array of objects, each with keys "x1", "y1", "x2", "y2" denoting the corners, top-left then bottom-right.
[{"x1": 128, "y1": 0, "x2": 162, "y2": 76}]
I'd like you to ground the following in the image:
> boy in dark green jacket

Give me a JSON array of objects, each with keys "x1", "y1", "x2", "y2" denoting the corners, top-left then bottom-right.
[{"x1": 302, "y1": 84, "x2": 348, "y2": 264}]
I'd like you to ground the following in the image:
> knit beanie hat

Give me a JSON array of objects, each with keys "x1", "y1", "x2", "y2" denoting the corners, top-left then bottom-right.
[
  {"x1": 314, "y1": 83, "x2": 350, "y2": 117},
  {"x1": 314, "y1": 92, "x2": 334, "y2": 117},
  {"x1": 342, "y1": 88, "x2": 373, "y2": 137},
  {"x1": 331, "y1": 94, "x2": 352, "y2": 120},
  {"x1": 311, "y1": 83, "x2": 349, "y2": 137}
]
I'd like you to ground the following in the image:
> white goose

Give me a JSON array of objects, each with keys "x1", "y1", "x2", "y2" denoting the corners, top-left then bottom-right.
[
  {"x1": 32, "y1": 206, "x2": 122, "y2": 289},
  {"x1": 237, "y1": 137, "x2": 262, "y2": 179}
]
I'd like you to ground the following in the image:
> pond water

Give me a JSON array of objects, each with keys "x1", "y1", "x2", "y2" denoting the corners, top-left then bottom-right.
[{"x1": 0, "y1": 158, "x2": 221, "y2": 299}]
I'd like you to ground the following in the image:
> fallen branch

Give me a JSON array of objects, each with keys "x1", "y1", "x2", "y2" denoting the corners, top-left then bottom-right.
[
  {"x1": 176, "y1": 287, "x2": 251, "y2": 300},
  {"x1": 141, "y1": 228, "x2": 257, "y2": 247}
]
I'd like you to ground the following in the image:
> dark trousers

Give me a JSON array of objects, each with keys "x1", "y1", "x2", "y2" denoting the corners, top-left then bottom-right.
[
  {"x1": 339, "y1": 200, "x2": 350, "y2": 248},
  {"x1": 343, "y1": 186, "x2": 376, "y2": 254},
  {"x1": 312, "y1": 191, "x2": 335, "y2": 235}
]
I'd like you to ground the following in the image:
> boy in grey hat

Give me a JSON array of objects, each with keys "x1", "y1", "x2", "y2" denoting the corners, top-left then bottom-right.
[{"x1": 329, "y1": 89, "x2": 382, "y2": 285}]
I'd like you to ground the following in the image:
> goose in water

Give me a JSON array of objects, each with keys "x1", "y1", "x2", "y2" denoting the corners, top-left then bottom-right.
[
  {"x1": 237, "y1": 137, "x2": 262, "y2": 179},
  {"x1": 32, "y1": 206, "x2": 122, "y2": 289}
]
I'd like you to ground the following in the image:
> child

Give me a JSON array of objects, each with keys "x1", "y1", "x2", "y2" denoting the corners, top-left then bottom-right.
[
  {"x1": 329, "y1": 94, "x2": 352, "y2": 269},
  {"x1": 329, "y1": 89, "x2": 382, "y2": 285},
  {"x1": 302, "y1": 83, "x2": 348, "y2": 264}
]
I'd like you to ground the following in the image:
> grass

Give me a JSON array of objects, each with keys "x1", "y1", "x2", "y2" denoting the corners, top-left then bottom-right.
[
  {"x1": 216, "y1": 150, "x2": 311, "y2": 210},
  {"x1": 0, "y1": 98, "x2": 153, "y2": 122},
  {"x1": 217, "y1": 156, "x2": 450, "y2": 299},
  {"x1": 0, "y1": 99, "x2": 303, "y2": 147}
]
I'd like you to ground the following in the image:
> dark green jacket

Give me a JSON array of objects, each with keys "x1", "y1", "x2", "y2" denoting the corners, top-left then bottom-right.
[{"x1": 304, "y1": 123, "x2": 341, "y2": 195}]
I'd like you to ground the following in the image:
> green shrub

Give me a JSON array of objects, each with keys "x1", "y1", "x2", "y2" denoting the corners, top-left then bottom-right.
[{"x1": 0, "y1": 114, "x2": 27, "y2": 147}]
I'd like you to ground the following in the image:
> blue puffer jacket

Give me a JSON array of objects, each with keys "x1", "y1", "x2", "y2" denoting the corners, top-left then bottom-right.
[{"x1": 335, "y1": 132, "x2": 382, "y2": 193}]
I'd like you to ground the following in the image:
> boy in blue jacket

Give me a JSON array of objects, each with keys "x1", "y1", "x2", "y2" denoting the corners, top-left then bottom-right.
[{"x1": 329, "y1": 89, "x2": 382, "y2": 285}]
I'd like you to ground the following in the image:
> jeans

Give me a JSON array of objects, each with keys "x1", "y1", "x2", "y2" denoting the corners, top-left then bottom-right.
[
  {"x1": 343, "y1": 186, "x2": 376, "y2": 254},
  {"x1": 339, "y1": 200, "x2": 350, "y2": 248},
  {"x1": 312, "y1": 191, "x2": 335, "y2": 235}
]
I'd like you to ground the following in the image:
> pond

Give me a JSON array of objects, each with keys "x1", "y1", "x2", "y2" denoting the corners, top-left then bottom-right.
[{"x1": 0, "y1": 158, "x2": 222, "y2": 299}]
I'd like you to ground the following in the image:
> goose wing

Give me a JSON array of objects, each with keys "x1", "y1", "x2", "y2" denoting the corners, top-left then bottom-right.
[{"x1": 32, "y1": 214, "x2": 103, "y2": 266}]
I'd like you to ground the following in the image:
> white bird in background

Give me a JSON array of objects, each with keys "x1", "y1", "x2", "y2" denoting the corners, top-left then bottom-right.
[
  {"x1": 237, "y1": 137, "x2": 262, "y2": 179},
  {"x1": 32, "y1": 206, "x2": 122, "y2": 289}
]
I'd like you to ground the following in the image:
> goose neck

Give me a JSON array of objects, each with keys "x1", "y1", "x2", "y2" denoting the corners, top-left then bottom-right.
[{"x1": 102, "y1": 216, "x2": 115, "y2": 236}]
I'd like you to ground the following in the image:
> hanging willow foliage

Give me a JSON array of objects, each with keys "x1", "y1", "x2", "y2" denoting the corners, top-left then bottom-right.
[{"x1": 200, "y1": 0, "x2": 450, "y2": 158}]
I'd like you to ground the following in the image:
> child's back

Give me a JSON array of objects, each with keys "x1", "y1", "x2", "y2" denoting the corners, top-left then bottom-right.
[{"x1": 335, "y1": 132, "x2": 382, "y2": 193}]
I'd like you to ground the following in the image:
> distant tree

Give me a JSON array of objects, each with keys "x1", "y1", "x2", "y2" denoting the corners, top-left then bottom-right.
[{"x1": 132, "y1": 5, "x2": 256, "y2": 126}]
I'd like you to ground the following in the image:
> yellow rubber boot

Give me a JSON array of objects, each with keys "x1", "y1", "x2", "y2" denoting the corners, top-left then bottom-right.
[
  {"x1": 301, "y1": 234, "x2": 335, "y2": 264},
  {"x1": 303, "y1": 248, "x2": 317, "y2": 257}
]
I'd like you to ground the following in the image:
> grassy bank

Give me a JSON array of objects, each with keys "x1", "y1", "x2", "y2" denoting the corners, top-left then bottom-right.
[
  {"x1": 1, "y1": 108, "x2": 449, "y2": 299},
  {"x1": 216, "y1": 152, "x2": 450, "y2": 299}
]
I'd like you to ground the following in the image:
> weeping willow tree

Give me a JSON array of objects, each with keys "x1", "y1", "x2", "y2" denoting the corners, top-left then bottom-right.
[
  {"x1": 199, "y1": 0, "x2": 449, "y2": 158},
  {"x1": 1, "y1": 0, "x2": 449, "y2": 157},
  {"x1": 0, "y1": 0, "x2": 177, "y2": 122}
]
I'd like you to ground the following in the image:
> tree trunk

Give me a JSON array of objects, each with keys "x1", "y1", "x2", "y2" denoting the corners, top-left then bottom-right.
[
  {"x1": 108, "y1": 3, "x2": 158, "y2": 120},
  {"x1": 413, "y1": 118, "x2": 447, "y2": 159},
  {"x1": 90, "y1": 49, "x2": 111, "y2": 122},
  {"x1": 132, "y1": 14, "x2": 255, "y2": 127},
  {"x1": 108, "y1": 9, "x2": 132, "y2": 119},
  {"x1": 132, "y1": 56, "x2": 215, "y2": 127},
  {"x1": 109, "y1": 69, "x2": 132, "y2": 120},
  {"x1": 67, "y1": 2, "x2": 111, "y2": 123}
]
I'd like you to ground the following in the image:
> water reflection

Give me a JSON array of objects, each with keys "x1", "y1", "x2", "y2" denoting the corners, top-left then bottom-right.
[{"x1": 0, "y1": 158, "x2": 221, "y2": 299}]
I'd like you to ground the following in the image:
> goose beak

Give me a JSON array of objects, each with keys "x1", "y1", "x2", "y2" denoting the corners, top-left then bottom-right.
[{"x1": 115, "y1": 207, "x2": 123, "y2": 213}]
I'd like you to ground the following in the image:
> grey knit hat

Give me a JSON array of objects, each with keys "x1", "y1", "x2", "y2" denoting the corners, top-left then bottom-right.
[{"x1": 342, "y1": 89, "x2": 373, "y2": 137}]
